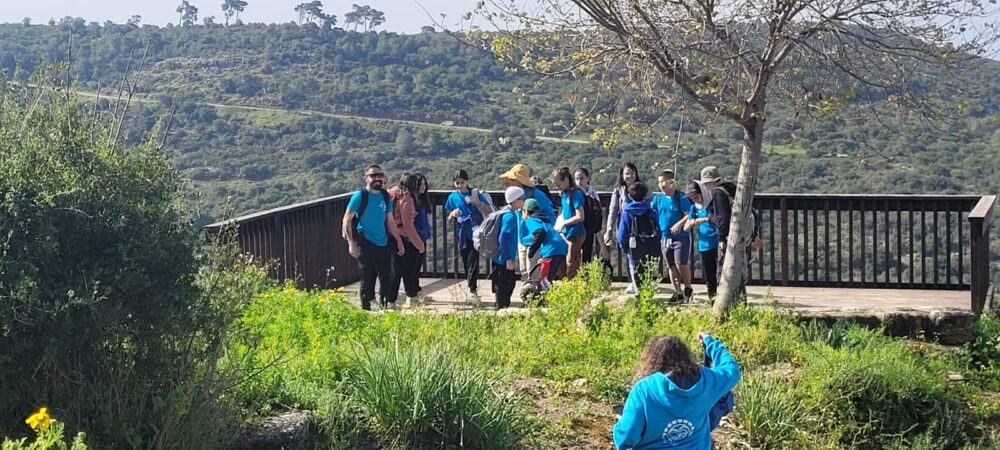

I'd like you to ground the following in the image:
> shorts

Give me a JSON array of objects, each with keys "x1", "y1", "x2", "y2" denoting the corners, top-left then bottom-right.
[{"x1": 661, "y1": 235, "x2": 691, "y2": 267}]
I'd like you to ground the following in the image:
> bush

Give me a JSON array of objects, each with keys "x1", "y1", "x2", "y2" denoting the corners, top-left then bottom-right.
[
  {"x1": 0, "y1": 84, "x2": 261, "y2": 448},
  {"x1": 734, "y1": 374, "x2": 806, "y2": 449},
  {"x1": 345, "y1": 341, "x2": 530, "y2": 449},
  {"x1": 798, "y1": 328, "x2": 970, "y2": 448}
]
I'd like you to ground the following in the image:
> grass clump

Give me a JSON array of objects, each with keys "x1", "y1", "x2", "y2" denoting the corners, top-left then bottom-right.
[{"x1": 734, "y1": 374, "x2": 807, "y2": 449}]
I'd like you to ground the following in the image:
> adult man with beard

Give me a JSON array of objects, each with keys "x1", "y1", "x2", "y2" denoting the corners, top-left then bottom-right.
[{"x1": 342, "y1": 164, "x2": 406, "y2": 311}]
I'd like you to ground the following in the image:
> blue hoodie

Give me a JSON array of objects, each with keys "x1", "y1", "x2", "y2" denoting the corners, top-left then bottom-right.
[
  {"x1": 613, "y1": 336, "x2": 741, "y2": 450},
  {"x1": 524, "y1": 211, "x2": 569, "y2": 259},
  {"x1": 617, "y1": 200, "x2": 654, "y2": 249}
]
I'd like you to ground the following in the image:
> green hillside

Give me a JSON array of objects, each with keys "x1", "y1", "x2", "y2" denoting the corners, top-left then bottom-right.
[{"x1": 1, "y1": 20, "x2": 998, "y2": 226}]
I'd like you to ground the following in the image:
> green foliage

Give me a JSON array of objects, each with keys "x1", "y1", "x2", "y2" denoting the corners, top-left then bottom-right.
[
  {"x1": 2, "y1": 421, "x2": 88, "y2": 450},
  {"x1": 735, "y1": 374, "x2": 807, "y2": 449},
  {"x1": 0, "y1": 86, "x2": 264, "y2": 449},
  {"x1": 964, "y1": 313, "x2": 1000, "y2": 390},
  {"x1": 346, "y1": 341, "x2": 529, "y2": 449}
]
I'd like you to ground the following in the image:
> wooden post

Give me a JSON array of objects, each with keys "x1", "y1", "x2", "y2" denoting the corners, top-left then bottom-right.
[
  {"x1": 780, "y1": 197, "x2": 789, "y2": 285},
  {"x1": 969, "y1": 195, "x2": 995, "y2": 315}
]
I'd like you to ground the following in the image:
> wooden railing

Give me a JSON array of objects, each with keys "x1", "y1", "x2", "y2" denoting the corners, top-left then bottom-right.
[{"x1": 204, "y1": 191, "x2": 995, "y2": 312}]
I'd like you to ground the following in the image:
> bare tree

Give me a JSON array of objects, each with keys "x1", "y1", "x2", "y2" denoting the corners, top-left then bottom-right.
[{"x1": 473, "y1": 0, "x2": 999, "y2": 318}]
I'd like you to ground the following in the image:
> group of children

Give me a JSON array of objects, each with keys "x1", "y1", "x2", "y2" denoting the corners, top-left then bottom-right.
[{"x1": 342, "y1": 161, "x2": 758, "y2": 311}]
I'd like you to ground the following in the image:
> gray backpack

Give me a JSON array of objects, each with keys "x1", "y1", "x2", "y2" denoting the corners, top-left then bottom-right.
[{"x1": 473, "y1": 206, "x2": 511, "y2": 259}]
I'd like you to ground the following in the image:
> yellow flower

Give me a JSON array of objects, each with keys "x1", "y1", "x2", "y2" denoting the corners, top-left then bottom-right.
[
  {"x1": 559, "y1": 328, "x2": 568, "y2": 334},
  {"x1": 25, "y1": 406, "x2": 51, "y2": 430}
]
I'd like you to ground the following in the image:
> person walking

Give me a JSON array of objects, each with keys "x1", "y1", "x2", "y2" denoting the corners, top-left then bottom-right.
[
  {"x1": 551, "y1": 167, "x2": 587, "y2": 279},
  {"x1": 651, "y1": 170, "x2": 694, "y2": 302},
  {"x1": 605, "y1": 162, "x2": 647, "y2": 250},
  {"x1": 575, "y1": 167, "x2": 610, "y2": 265},
  {"x1": 388, "y1": 174, "x2": 427, "y2": 308},
  {"x1": 342, "y1": 164, "x2": 405, "y2": 311},
  {"x1": 445, "y1": 169, "x2": 494, "y2": 303},
  {"x1": 616, "y1": 182, "x2": 660, "y2": 295}
]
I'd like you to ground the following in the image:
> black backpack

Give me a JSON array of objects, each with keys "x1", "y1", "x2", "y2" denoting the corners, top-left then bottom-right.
[
  {"x1": 351, "y1": 189, "x2": 391, "y2": 235},
  {"x1": 582, "y1": 191, "x2": 603, "y2": 234},
  {"x1": 629, "y1": 209, "x2": 660, "y2": 261},
  {"x1": 712, "y1": 188, "x2": 763, "y2": 242}
]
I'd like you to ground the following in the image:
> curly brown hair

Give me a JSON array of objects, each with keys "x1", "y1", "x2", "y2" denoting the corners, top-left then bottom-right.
[{"x1": 633, "y1": 335, "x2": 702, "y2": 386}]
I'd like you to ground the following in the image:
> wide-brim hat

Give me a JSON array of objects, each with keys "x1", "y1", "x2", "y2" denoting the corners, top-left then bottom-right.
[
  {"x1": 700, "y1": 166, "x2": 722, "y2": 184},
  {"x1": 500, "y1": 164, "x2": 534, "y2": 186}
]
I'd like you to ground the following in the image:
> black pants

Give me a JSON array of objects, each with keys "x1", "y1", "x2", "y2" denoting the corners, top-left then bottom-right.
[
  {"x1": 390, "y1": 240, "x2": 422, "y2": 302},
  {"x1": 459, "y1": 239, "x2": 479, "y2": 293},
  {"x1": 582, "y1": 232, "x2": 596, "y2": 265},
  {"x1": 358, "y1": 239, "x2": 393, "y2": 310},
  {"x1": 701, "y1": 247, "x2": 719, "y2": 297},
  {"x1": 490, "y1": 263, "x2": 517, "y2": 309}
]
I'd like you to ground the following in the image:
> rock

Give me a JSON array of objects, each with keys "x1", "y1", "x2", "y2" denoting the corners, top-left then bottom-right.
[
  {"x1": 946, "y1": 372, "x2": 967, "y2": 382},
  {"x1": 929, "y1": 309, "x2": 976, "y2": 345},
  {"x1": 571, "y1": 378, "x2": 588, "y2": 389},
  {"x1": 230, "y1": 410, "x2": 315, "y2": 450}
]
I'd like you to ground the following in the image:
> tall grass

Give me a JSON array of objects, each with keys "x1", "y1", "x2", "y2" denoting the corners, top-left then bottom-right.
[{"x1": 735, "y1": 374, "x2": 807, "y2": 449}]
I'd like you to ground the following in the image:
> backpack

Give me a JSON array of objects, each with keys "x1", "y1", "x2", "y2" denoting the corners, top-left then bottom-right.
[
  {"x1": 711, "y1": 187, "x2": 762, "y2": 243},
  {"x1": 352, "y1": 189, "x2": 391, "y2": 234},
  {"x1": 629, "y1": 209, "x2": 660, "y2": 261},
  {"x1": 582, "y1": 191, "x2": 603, "y2": 234},
  {"x1": 705, "y1": 351, "x2": 735, "y2": 430},
  {"x1": 473, "y1": 206, "x2": 511, "y2": 259}
]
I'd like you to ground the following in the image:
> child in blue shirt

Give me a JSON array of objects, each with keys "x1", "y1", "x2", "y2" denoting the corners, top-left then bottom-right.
[
  {"x1": 445, "y1": 169, "x2": 494, "y2": 302},
  {"x1": 613, "y1": 333, "x2": 741, "y2": 450},
  {"x1": 523, "y1": 198, "x2": 568, "y2": 292},
  {"x1": 617, "y1": 182, "x2": 660, "y2": 295},
  {"x1": 684, "y1": 181, "x2": 719, "y2": 298},
  {"x1": 551, "y1": 167, "x2": 587, "y2": 279},
  {"x1": 651, "y1": 170, "x2": 694, "y2": 302},
  {"x1": 490, "y1": 186, "x2": 525, "y2": 310}
]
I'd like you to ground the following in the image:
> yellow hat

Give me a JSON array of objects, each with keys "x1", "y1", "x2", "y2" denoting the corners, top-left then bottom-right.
[{"x1": 499, "y1": 163, "x2": 534, "y2": 186}]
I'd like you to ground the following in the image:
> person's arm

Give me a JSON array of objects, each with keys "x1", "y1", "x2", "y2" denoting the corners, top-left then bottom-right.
[
  {"x1": 527, "y1": 228, "x2": 545, "y2": 258},
  {"x1": 605, "y1": 189, "x2": 621, "y2": 245},
  {"x1": 700, "y1": 333, "x2": 741, "y2": 395},
  {"x1": 672, "y1": 214, "x2": 689, "y2": 234},
  {"x1": 499, "y1": 215, "x2": 517, "y2": 269},
  {"x1": 399, "y1": 196, "x2": 424, "y2": 253},
  {"x1": 617, "y1": 212, "x2": 630, "y2": 249},
  {"x1": 612, "y1": 386, "x2": 647, "y2": 449},
  {"x1": 342, "y1": 194, "x2": 361, "y2": 258},
  {"x1": 472, "y1": 191, "x2": 495, "y2": 217},
  {"x1": 715, "y1": 191, "x2": 733, "y2": 241}
]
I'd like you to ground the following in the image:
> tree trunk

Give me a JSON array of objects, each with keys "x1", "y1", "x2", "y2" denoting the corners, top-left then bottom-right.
[{"x1": 713, "y1": 109, "x2": 765, "y2": 320}]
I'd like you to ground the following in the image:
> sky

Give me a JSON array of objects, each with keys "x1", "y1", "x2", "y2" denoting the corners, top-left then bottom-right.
[{"x1": 0, "y1": 0, "x2": 478, "y2": 33}]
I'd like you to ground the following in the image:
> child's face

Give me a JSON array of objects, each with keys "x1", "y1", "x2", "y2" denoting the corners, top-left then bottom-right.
[
  {"x1": 574, "y1": 171, "x2": 589, "y2": 188},
  {"x1": 658, "y1": 176, "x2": 674, "y2": 192},
  {"x1": 689, "y1": 192, "x2": 702, "y2": 204},
  {"x1": 454, "y1": 179, "x2": 468, "y2": 191}
]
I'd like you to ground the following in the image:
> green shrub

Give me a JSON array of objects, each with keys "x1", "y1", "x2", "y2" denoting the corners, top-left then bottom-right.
[
  {"x1": 346, "y1": 341, "x2": 530, "y2": 449},
  {"x1": 798, "y1": 328, "x2": 970, "y2": 448},
  {"x1": 734, "y1": 374, "x2": 806, "y2": 449},
  {"x1": 0, "y1": 84, "x2": 259, "y2": 448},
  {"x1": 1, "y1": 407, "x2": 88, "y2": 450}
]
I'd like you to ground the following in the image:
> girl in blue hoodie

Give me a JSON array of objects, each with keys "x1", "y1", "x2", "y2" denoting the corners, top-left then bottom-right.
[{"x1": 614, "y1": 333, "x2": 741, "y2": 450}]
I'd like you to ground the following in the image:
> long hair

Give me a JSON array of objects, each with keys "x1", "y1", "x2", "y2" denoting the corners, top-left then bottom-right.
[
  {"x1": 617, "y1": 162, "x2": 642, "y2": 187},
  {"x1": 396, "y1": 173, "x2": 420, "y2": 198},
  {"x1": 414, "y1": 173, "x2": 430, "y2": 210},
  {"x1": 550, "y1": 166, "x2": 576, "y2": 190},
  {"x1": 633, "y1": 335, "x2": 702, "y2": 386}
]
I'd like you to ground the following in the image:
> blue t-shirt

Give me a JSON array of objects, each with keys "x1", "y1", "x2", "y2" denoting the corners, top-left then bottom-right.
[
  {"x1": 445, "y1": 190, "x2": 491, "y2": 242},
  {"x1": 560, "y1": 188, "x2": 586, "y2": 239},
  {"x1": 613, "y1": 336, "x2": 741, "y2": 450},
  {"x1": 689, "y1": 204, "x2": 718, "y2": 252},
  {"x1": 492, "y1": 210, "x2": 519, "y2": 266},
  {"x1": 652, "y1": 191, "x2": 692, "y2": 240},
  {"x1": 347, "y1": 190, "x2": 393, "y2": 247},
  {"x1": 524, "y1": 216, "x2": 568, "y2": 258},
  {"x1": 524, "y1": 187, "x2": 557, "y2": 222}
]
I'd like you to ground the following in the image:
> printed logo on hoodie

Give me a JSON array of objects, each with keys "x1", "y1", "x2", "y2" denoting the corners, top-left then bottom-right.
[{"x1": 661, "y1": 419, "x2": 695, "y2": 445}]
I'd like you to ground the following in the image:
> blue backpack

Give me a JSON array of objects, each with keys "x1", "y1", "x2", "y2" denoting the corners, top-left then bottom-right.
[{"x1": 705, "y1": 352, "x2": 735, "y2": 430}]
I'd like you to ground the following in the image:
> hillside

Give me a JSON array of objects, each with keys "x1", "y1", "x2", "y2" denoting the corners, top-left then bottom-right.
[{"x1": 1, "y1": 21, "x2": 998, "y2": 226}]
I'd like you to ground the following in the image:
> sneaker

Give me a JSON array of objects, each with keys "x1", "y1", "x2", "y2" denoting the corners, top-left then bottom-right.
[
  {"x1": 467, "y1": 292, "x2": 481, "y2": 306},
  {"x1": 683, "y1": 287, "x2": 694, "y2": 303},
  {"x1": 624, "y1": 285, "x2": 636, "y2": 295},
  {"x1": 386, "y1": 302, "x2": 400, "y2": 310},
  {"x1": 404, "y1": 296, "x2": 416, "y2": 308}
]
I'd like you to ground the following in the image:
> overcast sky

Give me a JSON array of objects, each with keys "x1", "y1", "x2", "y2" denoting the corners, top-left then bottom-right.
[{"x1": 0, "y1": 0, "x2": 477, "y2": 33}]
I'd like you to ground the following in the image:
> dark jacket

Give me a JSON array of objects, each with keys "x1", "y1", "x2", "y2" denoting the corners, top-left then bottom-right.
[{"x1": 714, "y1": 182, "x2": 736, "y2": 244}]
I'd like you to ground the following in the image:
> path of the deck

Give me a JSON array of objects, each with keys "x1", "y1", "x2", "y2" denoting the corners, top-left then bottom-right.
[{"x1": 342, "y1": 277, "x2": 970, "y2": 314}]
